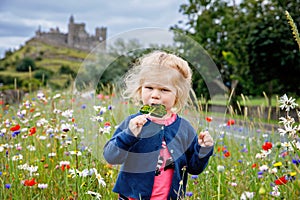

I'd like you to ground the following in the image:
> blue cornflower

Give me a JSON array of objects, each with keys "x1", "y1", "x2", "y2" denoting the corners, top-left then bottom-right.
[
  {"x1": 12, "y1": 130, "x2": 20, "y2": 137},
  {"x1": 292, "y1": 159, "x2": 300, "y2": 165},
  {"x1": 191, "y1": 175, "x2": 198, "y2": 179},
  {"x1": 186, "y1": 192, "x2": 193, "y2": 197}
]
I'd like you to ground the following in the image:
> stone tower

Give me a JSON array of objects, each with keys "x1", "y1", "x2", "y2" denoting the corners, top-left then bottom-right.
[
  {"x1": 67, "y1": 15, "x2": 75, "y2": 47},
  {"x1": 96, "y1": 27, "x2": 107, "y2": 49}
]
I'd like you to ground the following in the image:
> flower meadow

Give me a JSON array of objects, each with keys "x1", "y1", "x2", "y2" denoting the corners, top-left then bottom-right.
[{"x1": 0, "y1": 90, "x2": 299, "y2": 200}]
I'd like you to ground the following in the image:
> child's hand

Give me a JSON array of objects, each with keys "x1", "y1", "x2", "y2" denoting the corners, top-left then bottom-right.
[
  {"x1": 128, "y1": 115, "x2": 148, "y2": 137},
  {"x1": 198, "y1": 131, "x2": 214, "y2": 147}
]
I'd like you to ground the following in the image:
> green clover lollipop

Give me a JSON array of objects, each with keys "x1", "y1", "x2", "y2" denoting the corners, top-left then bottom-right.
[{"x1": 139, "y1": 104, "x2": 167, "y2": 118}]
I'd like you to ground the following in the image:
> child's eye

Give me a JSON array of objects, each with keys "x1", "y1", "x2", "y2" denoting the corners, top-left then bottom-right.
[
  {"x1": 145, "y1": 86, "x2": 153, "y2": 90},
  {"x1": 161, "y1": 88, "x2": 170, "y2": 92}
]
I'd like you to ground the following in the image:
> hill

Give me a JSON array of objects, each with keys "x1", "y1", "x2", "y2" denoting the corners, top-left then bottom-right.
[{"x1": 0, "y1": 38, "x2": 91, "y2": 91}]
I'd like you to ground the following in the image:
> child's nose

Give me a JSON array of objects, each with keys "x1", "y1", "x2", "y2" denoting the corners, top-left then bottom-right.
[{"x1": 151, "y1": 89, "x2": 161, "y2": 99}]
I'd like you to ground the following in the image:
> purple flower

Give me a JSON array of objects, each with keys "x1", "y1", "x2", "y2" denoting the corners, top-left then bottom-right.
[
  {"x1": 5, "y1": 184, "x2": 11, "y2": 189},
  {"x1": 191, "y1": 175, "x2": 198, "y2": 179},
  {"x1": 186, "y1": 192, "x2": 193, "y2": 197},
  {"x1": 81, "y1": 104, "x2": 86, "y2": 109},
  {"x1": 108, "y1": 105, "x2": 112, "y2": 110}
]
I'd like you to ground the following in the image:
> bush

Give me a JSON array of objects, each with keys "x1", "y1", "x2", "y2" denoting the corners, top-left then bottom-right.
[
  {"x1": 21, "y1": 78, "x2": 41, "y2": 92},
  {"x1": 59, "y1": 65, "x2": 76, "y2": 78},
  {"x1": 34, "y1": 69, "x2": 53, "y2": 85},
  {"x1": 16, "y1": 57, "x2": 37, "y2": 72}
]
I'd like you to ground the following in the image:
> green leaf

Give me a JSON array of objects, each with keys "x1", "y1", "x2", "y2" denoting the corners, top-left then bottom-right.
[{"x1": 139, "y1": 104, "x2": 167, "y2": 118}]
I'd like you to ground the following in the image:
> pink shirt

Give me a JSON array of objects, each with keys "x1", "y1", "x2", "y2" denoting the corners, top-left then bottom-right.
[{"x1": 150, "y1": 114, "x2": 176, "y2": 199}]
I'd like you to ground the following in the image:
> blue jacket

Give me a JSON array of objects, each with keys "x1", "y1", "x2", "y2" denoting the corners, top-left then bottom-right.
[{"x1": 103, "y1": 113, "x2": 213, "y2": 199}]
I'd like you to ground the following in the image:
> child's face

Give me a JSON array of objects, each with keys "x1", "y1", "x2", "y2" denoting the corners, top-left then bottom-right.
[{"x1": 141, "y1": 81, "x2": 177, "y2": 113}]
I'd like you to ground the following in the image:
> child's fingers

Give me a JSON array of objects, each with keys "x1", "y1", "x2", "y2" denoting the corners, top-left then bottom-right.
[
  {"x1": 198, "y1": 131, "x2": 214, "y2": 146},
  {"x1": 129, "y1": 115, "x2": 148, "y2": 137}
]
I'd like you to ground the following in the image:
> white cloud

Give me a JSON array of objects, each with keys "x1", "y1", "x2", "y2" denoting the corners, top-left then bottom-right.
[{"x1": 0, "y1": 37, "x2": 28, "y2": 57}]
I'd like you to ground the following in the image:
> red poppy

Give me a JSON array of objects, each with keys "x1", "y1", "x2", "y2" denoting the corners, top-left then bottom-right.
[
  {"x1": 24, "y1": 178, "x2": 37, "y2": 186},
  {"x1": 274, "y1": 176, "x2": 288, "y2": 185},
  {"x1": 262, "y1": 142, "x2": 272, "y2": 151},
  {"x1": 227, "y1": 119, "x2": 235, "y2": 126},
  {"x1": 205, "y1": 117, "x2": 213, "y2": 122},
  {"x1": 224, "y1": 151, "x2": 231, "y2": 157},
  {"x1": 104, "y1": 121, "x2": 111, "y2": 127},
  {"x1": 217, "y1": 146, "x2": 227, "y2": 152},
  {"x1": 10, "y1": 124, "x2": 20, "y2": 131},
  {"x1": 61, "y1": 164, "x2": 70, "y2": 171},
  {"x1": 29, "y1": 127, "x2": 36, "y2": 136},
  {"x1": 251, "y1": 163, "x2": 257, "y2": 168},
  {"x1": 72, "y1": 118, "x2": 75, "y2": 122},
  {"x1": 29, "y1": 108, "x2": 35, "y2": 112}
]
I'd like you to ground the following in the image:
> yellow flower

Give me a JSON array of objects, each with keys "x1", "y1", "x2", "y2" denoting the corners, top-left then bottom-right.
[
  {"x1": 273, "y1": 162, "x2": 282, "y2": 167},
  {"x1": 290, "y1": 172, "x2": 297, "y2": 177}
]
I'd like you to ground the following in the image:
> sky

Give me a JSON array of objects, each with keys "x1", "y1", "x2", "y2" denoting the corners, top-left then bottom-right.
[{"x1": 0, "y1": 0, "x2": 187, "y2": 58}]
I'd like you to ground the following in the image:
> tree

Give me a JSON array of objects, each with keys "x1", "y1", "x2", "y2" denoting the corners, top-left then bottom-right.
[
  {"x1": 172, "y1": 0, "x2": 300, "y2": 105},
  {"x1": 172, "y1": 0, "x2": 248, "y2": 103},
  {"x1": 16, "y1": 57, "x2": 37, "y2": 72},
  {"x1": 243, "y1": 0, "x2": 300, "y2": 104}
]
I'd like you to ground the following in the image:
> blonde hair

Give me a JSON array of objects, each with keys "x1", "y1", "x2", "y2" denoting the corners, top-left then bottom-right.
[{"x1": 123, "y1": 51, "x2": 192, "y2": 112}]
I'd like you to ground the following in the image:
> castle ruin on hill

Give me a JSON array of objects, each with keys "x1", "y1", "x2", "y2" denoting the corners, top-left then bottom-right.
[{"x1": 34, "y1": 15, "x2": 107, "y2": 51}]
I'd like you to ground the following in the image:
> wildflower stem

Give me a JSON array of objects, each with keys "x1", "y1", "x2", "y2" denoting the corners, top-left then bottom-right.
[
  {"x1": 75, "y1": 138, "x2": 79, "y2": 196},
  {"x1": 217, "y1": 173, "x2": 221, "y2": 200}
]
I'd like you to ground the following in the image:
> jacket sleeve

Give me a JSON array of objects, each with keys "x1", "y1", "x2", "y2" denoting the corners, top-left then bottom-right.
[
  {"x1": 185, "y1": 131, "x2": 214, "y2": 175},
  {"x1": 103, "y1": 115, "x2": 140, "y2": 165}
]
